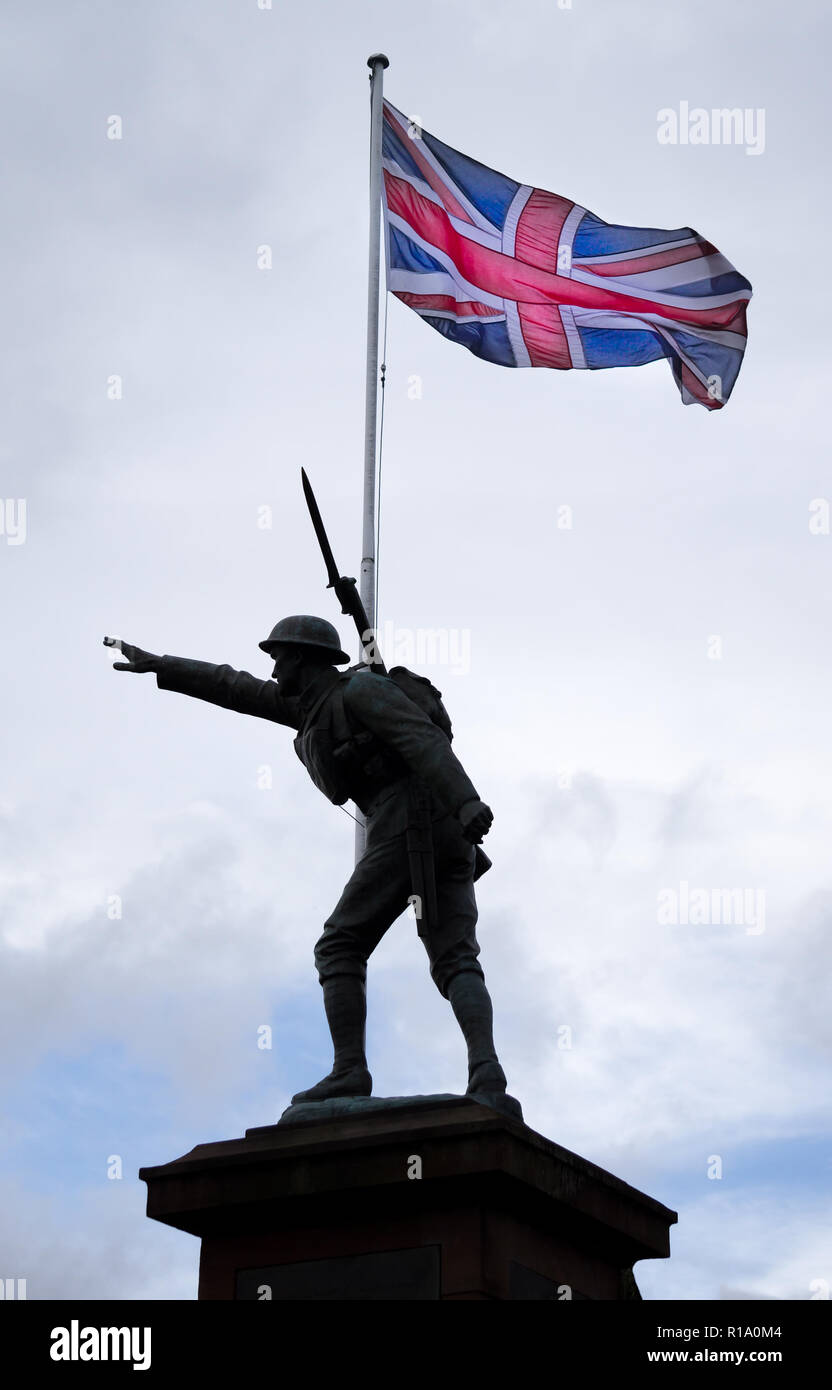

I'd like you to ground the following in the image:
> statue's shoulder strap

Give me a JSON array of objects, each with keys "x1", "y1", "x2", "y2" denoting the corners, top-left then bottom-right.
[
  {"x1": 300, "y1": 670, "x2": 355, "y2": 737},
  {"x1": 333, "y1": 666, "x2": 377, "y2": 741}
]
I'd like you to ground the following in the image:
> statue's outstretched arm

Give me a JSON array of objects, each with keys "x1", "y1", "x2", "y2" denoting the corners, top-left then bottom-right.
[{"x1": 109, "y1": 640, "x2": 300, "y2": 728}]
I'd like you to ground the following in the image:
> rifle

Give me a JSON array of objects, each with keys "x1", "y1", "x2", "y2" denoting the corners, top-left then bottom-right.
[{"x1": 300, "y1": 468, "x2": 385, "y2": 675}]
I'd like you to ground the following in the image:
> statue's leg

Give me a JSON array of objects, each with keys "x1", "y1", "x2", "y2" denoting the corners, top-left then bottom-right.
[
  {"x1": 424, "y1": 815, "x2": 508, "y2": 1096},
  {"x1": 290, "y1": 973, "x2": 371, "y2": 1104},
  {"x1": 447, "y1": 972, "x2": 507, "y2": 1095},
  {"x1": 291, "y1": 831, "x2": 411, "y2": 1104}
]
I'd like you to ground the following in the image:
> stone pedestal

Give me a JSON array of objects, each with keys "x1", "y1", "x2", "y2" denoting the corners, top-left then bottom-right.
[{"x1": 139, "y1": 1097, "x2": 676, "y2": 1300}]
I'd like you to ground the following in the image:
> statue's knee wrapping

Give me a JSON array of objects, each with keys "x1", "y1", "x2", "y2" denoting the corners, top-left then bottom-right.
[
  {"x1": 314, "y1": 928, "x2": 368, "y2": 986},
  {"x1": 433, "y1": 960, "x2": 485, "y2": 1001}
]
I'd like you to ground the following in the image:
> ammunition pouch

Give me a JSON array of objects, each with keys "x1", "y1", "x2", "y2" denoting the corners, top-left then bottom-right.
[{"x1": 330, "y1": 727, "x2": 409, "y2": 813}]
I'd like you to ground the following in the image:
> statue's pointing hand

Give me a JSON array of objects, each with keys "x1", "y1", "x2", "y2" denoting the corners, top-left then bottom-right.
[
  {"x1": 458, "y1": 798, "x2": 493, "y2": 844},
  {"x1": 108, "y1": 639, "x2": 161, "y2": 673}
]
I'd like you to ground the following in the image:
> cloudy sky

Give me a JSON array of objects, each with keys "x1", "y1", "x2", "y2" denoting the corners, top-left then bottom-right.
[{"x1": 2, "y1": 0, "x2": 830, "y2": 1301}]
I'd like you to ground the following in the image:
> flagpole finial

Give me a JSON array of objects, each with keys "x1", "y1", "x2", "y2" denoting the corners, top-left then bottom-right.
[{"x1": 367, "y1": 53, "x2": 389, "y2": 70}]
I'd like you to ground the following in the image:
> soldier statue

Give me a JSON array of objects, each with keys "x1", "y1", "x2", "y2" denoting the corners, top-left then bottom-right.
[{"x1": 110, "y1": 616, "x2": 516, "y2": 1112}]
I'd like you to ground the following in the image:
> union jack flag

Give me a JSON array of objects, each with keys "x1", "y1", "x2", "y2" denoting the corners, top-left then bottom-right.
[{"x1": 381, "y1": 101, "x2": 752, "y2": 410}]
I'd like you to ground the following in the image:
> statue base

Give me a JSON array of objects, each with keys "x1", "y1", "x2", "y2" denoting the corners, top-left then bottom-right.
[
  {"x1": 276, "y1": 1090, "x2": 523, "y2": 1126},
  {"x1": 139, "y1": 1097, "x2": 677, "y2": 1300}
]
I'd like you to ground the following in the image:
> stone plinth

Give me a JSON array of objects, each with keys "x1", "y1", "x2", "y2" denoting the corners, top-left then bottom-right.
[{"x1": 139, "y1": 1097, "x2": 677, "y2": 1300}]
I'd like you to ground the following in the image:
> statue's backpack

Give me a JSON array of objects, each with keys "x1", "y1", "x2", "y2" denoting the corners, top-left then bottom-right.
[
  {"x1": 338, "y1": 662, "x2": 453, "y2": 753},
  {"x1": 387, "y1": 665, "x2": 454, "y2": 741}
]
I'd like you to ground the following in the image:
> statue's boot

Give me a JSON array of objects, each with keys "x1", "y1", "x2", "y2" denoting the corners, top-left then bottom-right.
[
  {"x1": 290, "y1": 1063, "x2": 372, "y2": 1104},
  {"x1": 466, "y1": 1059, "x2": 508, "y2": 1094},
  {"x1": 290, "y1": 974, "x2": 372, "y2": 1105},
  {"x1": 446, "y1": 970, "x2": 508, "y2": 1095}
]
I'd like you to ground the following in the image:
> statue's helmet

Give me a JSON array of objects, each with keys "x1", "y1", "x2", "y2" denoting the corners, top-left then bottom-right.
[{"x1": 258, "y1": 615, "x2": 350, "y2": 665}]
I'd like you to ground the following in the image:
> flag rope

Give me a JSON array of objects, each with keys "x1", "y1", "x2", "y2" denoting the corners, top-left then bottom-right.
[{"x1": 374, "y1": 283, "x2": 389, "y2": 637}]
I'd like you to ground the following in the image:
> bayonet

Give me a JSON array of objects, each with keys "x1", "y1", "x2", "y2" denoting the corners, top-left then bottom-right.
[{"x1": 301, "y1": 468, "x2": 386, "y2": 675}]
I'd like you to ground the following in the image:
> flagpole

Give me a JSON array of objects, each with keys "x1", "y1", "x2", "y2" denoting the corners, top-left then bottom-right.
[{"x1": 354, "y1": 51, "x2": 389, "y2": 863}]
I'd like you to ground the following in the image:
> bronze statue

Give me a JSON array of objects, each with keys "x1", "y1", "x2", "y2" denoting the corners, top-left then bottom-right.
[{"x1": 109, "y1": 617, "x2": 519, "y2": 1116}]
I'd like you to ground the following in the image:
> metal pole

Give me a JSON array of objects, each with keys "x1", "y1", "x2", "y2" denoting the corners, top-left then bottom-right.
[{"x1": 354, "y1": 51, "x2": 389, "y2": 863}]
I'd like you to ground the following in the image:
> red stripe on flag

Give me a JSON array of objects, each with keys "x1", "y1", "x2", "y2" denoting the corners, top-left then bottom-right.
[
  {"x1": 517, "y1": 302, "x2": 571, "y2": 368},
  {"x1": 576, "y1": 241, "x2": 718, "y2": 278},
  {"x1": 394, "y1": 292, "x2": 502, "y2": 318},
  {"x1": 384, "y1": 173, "x2": 746, "y2": 331},
  {"x1": 513, "y1": 188, "x2": 574, "y2": 270},
  {"x1": 721, "y1": 303, "x2": 748, "y2": 336},
  {"x1": 382, "y1": 106, "x2": 476, "y2": 226},
  {"x1": 681, "y1": 362, "x2": 722, "y2": 409}
]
